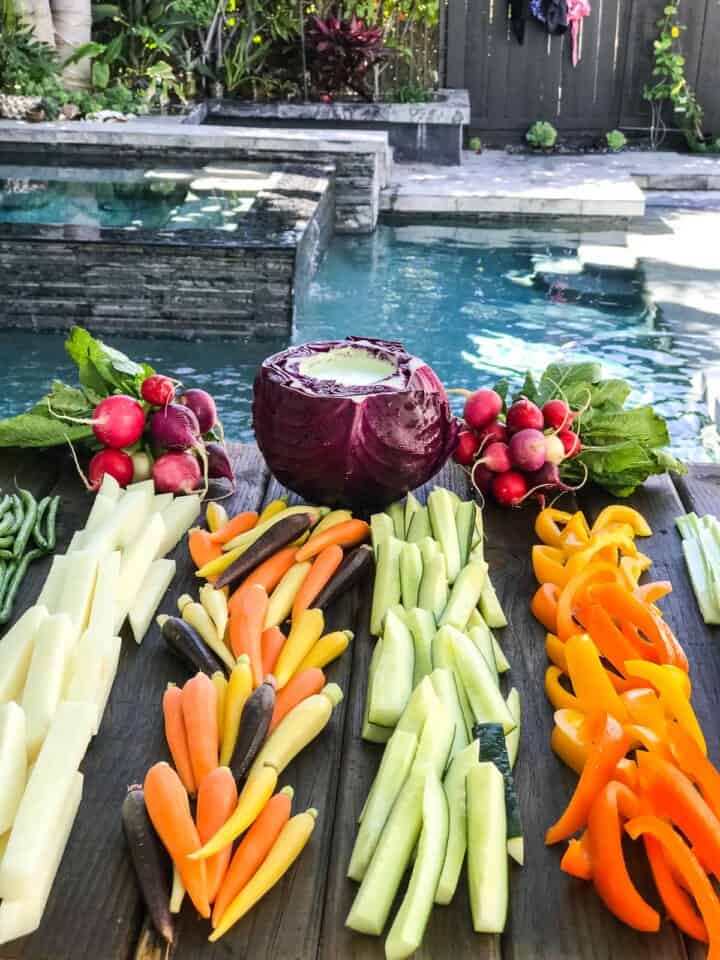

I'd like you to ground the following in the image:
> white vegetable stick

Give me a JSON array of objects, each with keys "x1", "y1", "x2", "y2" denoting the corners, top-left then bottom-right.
[
  {"x1": 0, "y1": 831, "x2": 8, "y2": 866},
  {"x1": 0, "y1": 771, "x2": 83, "y2": 944},
  {"x1": 21, "y1": 613, "x2": 73, "y2": 758},
  {"x1": 0, "y1": 605, "x2": 48, "y2": 703},
  {"x1": 114, "y1": 513, "x2": 166, "y2": 633},
  {"x1": 37, "y1": 557, "x2": 67, "y2": 613},
  {"x1": 81, "y1": 489, "x2": 151, "y2": 558},
  {"x1": 129, "y1": 559, "x2": 176, "y2": 644},
  {"x1": 126, "y1": 479, "x2": 155, "y2": 497},
  {"x1": 83, "y1": 492, "x2": 115, "y2": 532},
  {"x1": 0, "y1": 701, "x2": 94, "y2": 900},
  {"x1": 65, "y1": 630, "x2": 106, "y2": 734},
  {"x1": 155, "y1": 494, "x2": 201, "y2": 559},
  {"x1": 151, "y1": 492, "x2": 174, "y2": 514},
  {"x1": 97, "y1": 636, "x2": 122, "y2": 726},
  {"x1": 0, "y1": 703, "x2": 27, "y2": 834},
  {"x1": 66, "y1": 531, "x2": 86, "y2": 554},
  {"x1": 116, "y1": 488, "x2": 154, "y2": 548},
  {"x1": 97, "y1": 472, "x2": 121, "y2": 503},
  {"x1": 56, "y1": 551, "x2": 98, "y2": 645},
  {"x1": 86, "y1": 551, "x2": 120, "y2": 642}
]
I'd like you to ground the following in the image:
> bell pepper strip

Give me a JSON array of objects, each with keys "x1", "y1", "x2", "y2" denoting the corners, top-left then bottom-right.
[
  {"x1": 532, "y1": 545, "x2": 570, "y2": 587},
  {"x1": 626, "y1": 816, "x2": 720, "y2": 956},
  {"x1": 565, "y1": 530, "x2": 639, "y2": 580},
  {"x1": 546, "y1": 713, "x2": 630, "y2": 845},
  {"x1": 552, "y1": 708, "x2": 590, "y2": 773},
  {"x1": 634, "y1": 581, "x2": 672, "y2": 605},
  {"x1": 532, "y1": 582, "x2": 560, "y2": 633},
  {"x1": 614, "y1": 758, "x2": 639, "y2": 792},
  {"x1": 637, "y1": 752, "x2": 720, "y2": 878},
  {"x1": 644, "y1": 835, "x2": 709, "y2": 943},
  {"x1": 668, "y1": 723, "x2": 720, "y2": 822},
  {"x1": 592, "y1": 505, "x2": 652, "y2": 537},
  {"x1": 557, "y1": 564, "x2": 623, "y2": 641},
  {"x1": 583, "y1": 603, "x2": 646, "y2": 677},
  {"x1": 545, "y1": 666, "x2": 582, "y2": 712},
  {"x1": 535, "y1": 507, "x2": 574, "y2": 548},
  {"x1": 558, "y1": 512, "x2": 592, "y2": 555},
  {"x1": 663, "y1": 664, "x2": 691, "y2": 698},
  {"x1": 561, "y1": 832, "x2": 593, "y2": 880},
  {"x1": 624, "y1": 661, "x2": 705, "y2": 754},
  {"x1": 545, "y1": 632, "x2": 567, "y2": 672},
  {"x1": 621, "y1": 688, "x2": 667, "y2": 739},
  {"x1": 620, "y1": 620, "x2": 660, "y2": 664},
  {"x1": 657, "y1": 618, "x2": 689, "y2": 673},
  {"x1": 564, "y1": 634, "x2": 629, "y2": 722},
  {"x1": 587, "y1": 781, "x2": 660, "y2": 932},
  {"x1": 623, "y1": 723, "x2": 673, "y2": 762},
  {"x1": 589, "y1": 583, "x2": 680, "y2": 666},
  {"x1": 606, "y1": 671, "x2": 652, "y2": 694}
]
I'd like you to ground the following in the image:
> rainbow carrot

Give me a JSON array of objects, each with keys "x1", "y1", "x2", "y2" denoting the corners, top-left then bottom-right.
[
  {"x1": 269, "y1": 668, "x2": 325, "y2": 733},
  {"x1": 261, "y1": 626, "x2": 286, "y2": 676},
  {"x1": 196, "y1": 767, "x2": 238, "y2": 903},
  {"x1": 291, "y1": 545, "x2": 344, "y2": 621},
  {"x1": 181, "y1": 673, "x2": 219, "y2": 787},
  {"x1": 209, "y1": 512, "x2": 259, "y2": 545},
  {"x1": 229, "y1": 584, "x2": 267, "y2": 686},
  {"x1": 163, "y1": 684, "x2": 196, "y2": 796},
  {"x1": 228, "y1": 546, "x2": 297, "y2": 618},
  {"x1": 295, "y1": 520, "x2": 370, "y2": 563}
]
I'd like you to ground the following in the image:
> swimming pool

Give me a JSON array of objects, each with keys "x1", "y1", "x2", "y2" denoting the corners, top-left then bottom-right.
[{"x1": 1, "y1": 219, "x2": 716, "y2": 460}]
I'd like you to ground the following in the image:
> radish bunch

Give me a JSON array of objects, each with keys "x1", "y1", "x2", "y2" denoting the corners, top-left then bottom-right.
[{"x1": 452, "y1": 388, "x2": 582, "y2": 507}]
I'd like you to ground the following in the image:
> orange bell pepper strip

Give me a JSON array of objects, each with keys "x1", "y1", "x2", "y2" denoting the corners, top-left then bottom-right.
[
  {"x1": 587, "y1": 781, "x2": 660, "y2": 932},
  {"x1": 565, "y1": 633, "x2": 629, "y2": 722},
  {"x1": 546, "y1": 713, "x2": 631, "y2": 845},
  {"x1": 634, "y1": 581, "x2": 672, "y2": 605},
  {"x1": 583, "y1": 603, "x2": 646, "y2": 677},
  {"x1": 532, "y1": 545, "x2": 570, "y2": 587},
  {"x1": 565, "y1": 530, "x2": 638, "y2": 580},
  {"x1": 668, "y1": 723, "x2": 720, "y2": 822},
  {"x1": 644, "y1": 835, "x2": 708, "y2": 943},
  {"x1": 557, "y1": 563, "x2": 623, "y2": 640},
  {"x1": 592, "y1": 505, "x2": 652, "y2": 537},
  {"x1": 614, "y1": 758, "x2": 639, "y2": 792},
  {"x1": 619, "y1": 619, "x2": 660, "y2": 664},
  {"x1": 624, "y1": 661, "x2": 705, "y2": 754},
  {"x1": 531, "y1": 582, "x2": 560, "y2": 633},
  {"x1": 623, "y1": 723, "x2": 673, "y2": 762},
  {"x1": 545, "y1": 666, "x2": 582, "y2": 712},
  {"x1": 606, "y1": 671, "x2": 653, "y2": 694},
  {"x1": 637, "y1": 752, "x2": 720, "y2": 879},
  {"x1": 657, "y1": 617, "x2": 689, "y2": 672},
  {"x1": 551, "y1": 708, "x2": 590, "y2": 773},
  {"x1": 535, "y1": 507, "x2": 574, "y2": 547},
  {"x1": 621, "y1": 688, "x2": 667, "y2": 739},
  {"x1": 626, "y1": 816, "x2": 720, "y2": 955},
  {"x1": 561, "y1": 831, "x2": 593, "y2": 880},
  {"x1": 545, "y1": 632, "x2": 567, "y2": 671},
  {"x1": 589, "y1": 583, "x2": 679, "y2": 666},
  {"x1": 558, "y1": 512, "x2": 592, "y2": 556}
]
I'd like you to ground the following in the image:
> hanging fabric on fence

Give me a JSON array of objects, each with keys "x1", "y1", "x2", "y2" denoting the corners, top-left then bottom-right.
[
  {"x1": 508, "y1": 0, "x2": 530, "y2": 43},
  {"x1": 567, "y1": 0, "x2": 591, "y2": 65}
]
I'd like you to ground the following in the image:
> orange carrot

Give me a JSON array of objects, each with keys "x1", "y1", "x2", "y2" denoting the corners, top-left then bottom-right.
[
  {"x1": 181, "y1": 673, "x2": 219, "y2": 787},
  {"x1": 229, "y1": 584, "x2": 267, "y2": 686},
  {"x1": 144, "y1": 761, "x2": 210, "y2": 918},
  {"x1": 261, "y1": 626, "x2": 286, "y2": 676},
  {"x1": 196, "y1": 767, "x2": 238, "y2": 903},
  {"x1": 295, "y1": 519, "x2": 370, "y2": 563},
  {"x1": 291, "y1": 545, "x2": 344, "y2": 621},
  {"x1": 269, "y1": 668, "x2": 325, "y2": 733},
  {"x1": 189, "y1": 529, "x2": 222, "y2": 571},
  {"x1": 162, "y1": 684, "x2": 197, "y2": 796},
  {"x1": 211, "y1": 785, "x2": 294, "y2": 927},
  {"x1": 209, "y1": 511, "x2": 259, "y2": 545},
  {"x1": 228, "y1": 546, "x2": 297, "y2": 618}
]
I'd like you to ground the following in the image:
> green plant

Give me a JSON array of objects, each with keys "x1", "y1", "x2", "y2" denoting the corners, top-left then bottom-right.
[
  {"x1": 605, "y1": 129, "x2": 627, "y2": 151},
  {"x1": 468, "y1": 136, "x2": 482, "y2": 153},
  {"x1": 306, "y1": 13, "x2": 391, "y2": 100},
  {"x1": 384, "y1": 82, "x2": 431, "y2": 102},
  {"x1": 0, "y1": 19, "x2": 59, "y2": 94},
  {"x1": 525, "y1": 121, "x2": 557, "y2": 150}
]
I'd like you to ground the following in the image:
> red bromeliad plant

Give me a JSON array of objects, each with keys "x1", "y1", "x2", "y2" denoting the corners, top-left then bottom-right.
[{"x1": 305, "y1": 12, "x2": 392, "y2": 101}]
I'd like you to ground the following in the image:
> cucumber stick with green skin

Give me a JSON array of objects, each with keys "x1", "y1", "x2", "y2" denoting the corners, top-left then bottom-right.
[
  {"x1": 475, "y1": 722, "x2": 524, "y2": 865},
  {"x1": 407, "y1": 506, "x2": 432, "y2": 544},
  {"x1": 439, "y1": 561, "x2": 487, "y2": 631},
  {"x1": 467, "y1": 762, "x2": 508, "y2": 934},
  {"x1": 455, "y1": 499, "x2": 476, "y2": 569},
  {"x1": 362, "y1": 640, "x2": 392, "y2": 744},
  {"x1": 469, "y1": 625, "x2": 499, "y2": 687},
  {"x1": 427, "y1": 489, "x2": 462, "y2": 583},
  {"x1": 480, "y1": 576, "x2": 507, "y2": 628},
  {"x1": 432, "y1": 627, "x2": 474, "y2": 738},
  {"x1": 429, "y1": 667, "x2": 468, "y2": 759},
  {"x1": 400, "y1": 542, "x2": 423, "y2": 611},
  {"x1": 371, "y1": 513, "x2": 394, "y2": 558},
  {"x1": 410, "y1": 696, "x2": 454, "y2": 779},
  {"x1": 368, "y1": 610, "x2": 414, "y2": 727},
  {"x1": 467, "y1": 609, "x2": 509, "y2": 672},
  {"x1": 386, "y1": 501, "x2": 406, "y2": 540},
  {"x1": 404, "y1": 493, "x2": 422, "y2": 537},
  {"x1": 406, "y1": 608, "x2": 435, "y2": 685},
  {"x1": 418, "y1": 536, "x2": 440, "y2": 568},
  {"x1": 505, "y1": 687, "x2": 521, "y2": 770},
  {"x1": 370, "y1": 536, "x2": 402, "y2": 636},
  {"x1": 418, "y1": 553, "x2": 448, "y2": 622},
  {"x1": 448, "y1": 627, "x2": 516, "y2": 733},
  {"x1": 385, "y1": 772, "x2": 449, "y2": 960},
  {"x1": 435, "y1": 740, "x2": 481, "y2": 905}
]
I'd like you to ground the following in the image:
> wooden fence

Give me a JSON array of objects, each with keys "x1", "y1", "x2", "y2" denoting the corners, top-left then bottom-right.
[{"x1": 444, "y1": 0, "x2": 720, "y2": 141}]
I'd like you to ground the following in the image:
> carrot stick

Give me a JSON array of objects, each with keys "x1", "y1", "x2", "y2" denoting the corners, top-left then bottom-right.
[
  {"x1": 163, "y1": 684, "x2": 197, "y2": 796},
  {"x1": 181, "y1": 673, "x2": 219, "y2": 787},
  {"x1": 211, "y1": 785, "x2": 294, "y2": 927},
  {"x1": 228, "y1": 546, "x2": 298, "y2": 618},
  {"x1": 189, "y1": 529, "x2": 223, "y2": 571},
  {"x1": 229, "y1": 584, "x2": 267, "y2": 686},
  {"x1": 291, "y1": 545, "x2": 344, "y2": 621},
  {"x1": 209, "y1": 512, "x2": 259, "y2": 545},
  {"x1": 261, "y1": 626, "x2": 286, "y2": 676},
  {"x1": 269, "y1": 668, "x2": 325, "y2": 733},
  {"x1": 196, "y1": 766, "x2": 238, "y2": 904},
  {"x1": 295, "y1": 519, "x2": 370, "y2": 563},
  {"x1": 144, "y1": 761, "x2": 210, "y2": 918}
]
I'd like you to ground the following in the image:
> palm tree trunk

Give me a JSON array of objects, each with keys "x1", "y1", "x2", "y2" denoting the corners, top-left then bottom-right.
[
  {"x1": 17, "y1": 0, "x2": 56, "y2": 47},
  {"x1": 51, "y1": 0, "x2": 91, "y2": 87}
]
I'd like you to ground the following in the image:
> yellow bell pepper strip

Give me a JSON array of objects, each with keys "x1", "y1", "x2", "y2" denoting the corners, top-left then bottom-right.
[
  {"x1": 619, "y1": 556, "x2": 644, "y2": 589},
  {"x1": 644, "y1": 835, "x2": 709, "y2": 943},
  {"x1": 623, "y1": 723, "x2": 673, "y2": 762},
  {"x1": 545, "y1": 632, "x2": 567, "y2": 672},
  {"x1": 624, "y1": 661, "x2": 705, "y2": 754},
  {"x1": 551, "y1": 708, "x2": 590, "y2": 773},
  {"x1": 626, "y1": 816, "x2": 720, "y2": 955},
  {"x1": 634, "y1": 581, "x2": 672, "y2": 605},
  {"x1": 565, "y1": 529, "x2": 639, "y2": 580},
  {"x1": 557, "y1": 563, "x2": 622, "y2": 640},
  {"x1": 565, "y1": 633, "x2": 629, "y2": 722},
  {"x1": 220, "y1": 655, "x2": 253, "y2": 767},
  {"x1": 583, "y1": 603, "x2": 646, "y2": 677},
  {"x1": 558, "y1": 512, "x2": 592, "y2": 556},
  {"x1": 546, "y1": 713, "x2": 630, "y2": 844},
  {"x1": 587, "y1": 780, "x2": 660, "y2": 932},
  {"x1": 668, "y1": 723, "x2": 720, "y2": 822},
  {"x1": 560, "y1": 832, "x2": 593, "y2": 879},
  {"x1": 592, "y1": 505, "x2": 652, "y2": 537},
  {"x1": 532, "y1": 545, "x2": 571, "y2": 587},
  {"x1": 621, "y1": 688, "x2": 667, "y2": 739},
  {"x1": 637, "y1": 751, "x2": 720, "y2": 879},
  {"x1": 209, "y1": 807, "x2": 318, "y2": 942},
  {"x1": 532, "y1": 582, "x2": 560, "y2": 633},
  {"x1": 589, "y1": 583, "x2": 681, "y2": 667},
  {"x1": 535, "y1": 507, "x2": 574, "y2": 547},
  {"x1": 545, "y1": 666, "x2": 582, "y2": 712}
]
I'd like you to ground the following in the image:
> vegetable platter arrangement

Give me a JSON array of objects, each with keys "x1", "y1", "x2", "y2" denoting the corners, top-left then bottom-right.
[
  {"x1": 531, "y1": 503, "x2": 720, "y2": 953},
  {"x1": 0, "y1": 487, "x2": 59, "y2": 625},
  {"x1": 345, "y1": 486, "x2": 522, "y2": 958},
  {"x1": 0, "y1": 474, "x2": 201, "y2": 944},
  {"x1": 0, "y1": 326, "x2": 233, "y2": 496},
  {"x1": 676, "y1": 511, "x2": 720, "y2": 624}
]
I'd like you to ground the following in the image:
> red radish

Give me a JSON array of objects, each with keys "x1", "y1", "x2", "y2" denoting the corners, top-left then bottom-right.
[
  {"x1": 542, "y1": 399, "x2": 572, "y2": 431},
  {"x1": 527, "y1": 461, "x2": 584, "y2": 494},
  {"x1": 544, "y1": 433, "x2": 566, "y2": 465},
  {"x1": 131, "y1": 450, "x2": 153, "y2": 482},
  {"x1": 205, "y1": 441, "x2": 234, "y2": 483},
  {"x1": 559, "y1": 429, "x2": 582, "y2": 458},
  {"x1": 150, "y1": 404, "x2": 200, "y2": 451},
  {"x1": 492, "y1": 470, "x2": 528, "y2": 506},
  {"x1": 471, "y1": 462, "x2": 494, "y2": 495},
  {"x1": 90, "y1": 395, "x2": 145, "y2": 449},
  {"x1": 88, "y1": 449, "x2": 133, "y2": 490},
  {"x1": 463, "y1": 389, "x2": 503, "y2": 432},
  {"x1": 141, "y1": 374, "x2": 176, "y2": 407},
  {"x1": 152, "y1": 452, "x2": 202, "y2": 494},
  {"x1": 453, "y1": 431, "x2": 480, "y2": 466},
  {"x1": 479, "y1": 441, "x2": 511, "y2": 473},
  {"x1": 509, "y1": 428, "x2": 546, "y2": 472},
  {"x1": 506, "y1": 398, "x2": 544, "y2": 434},
  {"x1": 179, "y1": 389, "x2": 217, "y2": 435},
  {"x1": 478, "y1": 421, "x2": 507, "y2": 446}
]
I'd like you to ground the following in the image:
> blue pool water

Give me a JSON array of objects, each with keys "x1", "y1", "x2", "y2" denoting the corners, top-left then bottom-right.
[{"x1": 1, "y1": 221, "x2": 717, "y2": 459}]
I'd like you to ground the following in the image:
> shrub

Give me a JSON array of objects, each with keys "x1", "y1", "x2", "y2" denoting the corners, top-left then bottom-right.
[
  {"x1": 605, "y1": 129, "x2": 627, "y2": 151},
  {"x1": 468, "y1": 136, "x2": 482, "y2": 153},
  {"x1": 526, "y1": 121, "x2": 557, "y2": 150},
  {"x1": 306, "y1": 14, "x2": 392, "y2": 101}
]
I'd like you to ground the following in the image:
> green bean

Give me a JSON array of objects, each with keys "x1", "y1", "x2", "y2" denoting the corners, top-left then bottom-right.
[
  {"x1": 12, "y1": 487, "x2": 37, "y2": 560},
  {"x1": 6, "y1": 495, "x2": 23, "y2": 536},
  {"x1": 0, "y1": 550, "x2": 42, "y2": 625},
  {"x1": 0, "y1": 536, "x2": 13, "y2": 549},
  {"x1": 0, "y1": 559, "x2": 6, "y2": 608},
  {"x1": 43, "y1": 496, "x2": 60, "y2": 553},
  {"x1": 0, "y1": 509, "x2": 14, "y2": 536},
  {"x1": 0, "y1": 560, "x2": 17, "y2": 614},
  {"x1": 0, "y1": 494, "x2": 11, "y2": 518},
  {"x1": 0, "y1": 549, "x2": 14, "y2": 559},
  {"x1": 32, "y1": 496, "x2": 51, "y2": 551}
]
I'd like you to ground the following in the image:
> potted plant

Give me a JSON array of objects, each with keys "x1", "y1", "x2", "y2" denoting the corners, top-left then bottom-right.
[
  {"x1": 605, "y1": 129, "x2": 627, "y2": 152},
  {"x1": 525, "y1": 120, "x2": 558, "y2": 152}
]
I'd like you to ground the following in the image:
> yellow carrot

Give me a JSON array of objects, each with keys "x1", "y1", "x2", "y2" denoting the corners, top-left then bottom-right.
[
  {"x1": 206, "y1": 502, "x2": 229, "y2": 534},
  {"x1": 296, "y1": 630, "x2": 352, "y2": 673},
  {"x1": 221, "y1": 655, "x2": 253, "y2": 766},
  {"x1": 258, "y1": 498, "x2": 288, "y2": 524},
  {"x1": 221, "y1": 506, "x2": 325, "y2": 554},
  {"x1": 200, "y1": 584, "x2": 229, "y2": 650},
  {"x1": 209, "y1": 808, "x2": 318, "y2": 941},
  {"x1": 264, "y1": 563, "x2": 312, "y2": 631},
  {"x1": 211, "y1": 671, "x2": 228, "y2": 753},
  {"x1": 272, "y1": 608, "x2": 325, "y2": 688},
  {"x1": 179, "y1": 595, "x2": 235, "y2": 672},
  {"x1": 196, "y1": 544, "x2": 246, "y2": 580}
]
